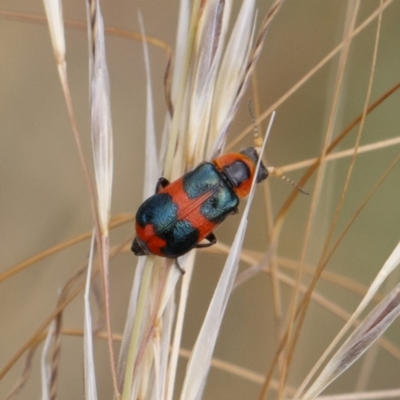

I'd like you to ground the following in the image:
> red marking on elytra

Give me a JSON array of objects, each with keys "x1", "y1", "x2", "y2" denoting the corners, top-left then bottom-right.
[
  {"x1": 135, "y1": 222, "x2": 167, "y2": 256},
  {"x1": 159, "y1": 177, "x2": 219, "y2": 242}
]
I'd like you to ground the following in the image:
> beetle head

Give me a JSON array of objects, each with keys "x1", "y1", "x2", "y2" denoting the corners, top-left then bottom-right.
[{"x1": 131, "y1": 237, "x2": 149, "y2": 256}]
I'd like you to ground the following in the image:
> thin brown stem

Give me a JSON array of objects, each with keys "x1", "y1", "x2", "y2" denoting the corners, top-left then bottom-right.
[
  {"x1": 278, "y1": 2, "x2": 363, "y2": 396},
  {"x1": 0, "y1": 214, "x2": 133, "y2": 284},
  {"x1": 273, "y1": 79, "x2": 400, "y2": 247},
  {"x1": 0, "y1": 235, "x2": 133, "y2": 382},
  {"x1": 5, "y1": 345, "x2": 38, "y2": 400},
  {"x1": 258, "y1": 151, "x2": 400, "y2": 399},
  {"x1": 227, "y1": 0, "x2": 394, "y2": 151}
]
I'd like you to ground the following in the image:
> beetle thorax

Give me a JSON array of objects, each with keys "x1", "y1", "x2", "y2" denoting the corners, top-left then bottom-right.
[{"x1": 212, "y1": 153, "x2": 255, "y2": 198}]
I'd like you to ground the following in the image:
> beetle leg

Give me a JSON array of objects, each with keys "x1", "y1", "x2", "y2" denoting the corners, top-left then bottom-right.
[
  {"x1": 194, "y1": 232, "x2": 217, "y2": 249},
  {"x1": 230, "y1": 207, "x2": 239, "y2": 215},
  {"x1": 155, "y1": 177, "x2": 170, "y2": 193},
  {"x1": 174, "y1": 259, "x2": 185, "y2": 275}
]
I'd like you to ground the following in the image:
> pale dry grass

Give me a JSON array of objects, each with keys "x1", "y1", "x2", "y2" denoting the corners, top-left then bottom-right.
[{"x1": 1, "y1": 1, "x2": 400, "y2": 399}]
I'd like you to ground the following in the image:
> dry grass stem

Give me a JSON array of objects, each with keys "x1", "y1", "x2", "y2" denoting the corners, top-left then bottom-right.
[{"x1": 2, "y1": 1, "x2": 400, "y2": 399}]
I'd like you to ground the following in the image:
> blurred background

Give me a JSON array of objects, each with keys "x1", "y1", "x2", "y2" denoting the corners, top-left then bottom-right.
[{"x1": 1, "y1": 1, "x2": 400, "y2": 399}]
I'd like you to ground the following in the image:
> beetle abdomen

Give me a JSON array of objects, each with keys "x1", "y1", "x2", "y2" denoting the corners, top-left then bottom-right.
[{"x1": 135, "y1": 163, "x2": 239, "y2": 258}]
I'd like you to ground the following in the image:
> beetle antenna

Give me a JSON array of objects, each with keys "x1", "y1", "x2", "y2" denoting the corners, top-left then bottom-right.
[
  {"x1": 248, "y1": 99, "x2": 263, "y2": 150},
  {"x1": 268, "y1": 166, "x2": 308, "y2": 195},
  {"x1": 247, "y1": 102, "x2": 305, "y2": 194}
]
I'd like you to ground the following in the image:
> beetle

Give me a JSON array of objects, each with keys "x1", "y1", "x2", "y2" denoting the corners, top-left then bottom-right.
[{"x1": 131, "y1": 147, "x2": 268, "y2": 272}]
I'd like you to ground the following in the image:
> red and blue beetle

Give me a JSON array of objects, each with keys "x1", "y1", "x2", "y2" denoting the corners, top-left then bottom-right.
[{"x1": 131, "y1": 147, "x2": 268, "y2": 271}]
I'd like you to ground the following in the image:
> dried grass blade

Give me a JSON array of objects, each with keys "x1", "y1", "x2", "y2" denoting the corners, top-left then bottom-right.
[
  {"x1": 316, "y1": 388, "x2": 400, "y2": 400},
  {"x1": 180, "y1": 114, "x2": 274, "y2": 400},
  {"x1": 118, "y1": 12, "x2": 163, "y2": 397},
  {"x1": 164, "y1": 0, "x2": 203, "y2": 178},
  {"x1": 157, "y1": 297, "x2": 175, "y2": 400},
  {"x1": 117, "y1": 13, "x2": 158, "y2": 381},
  {"x1": 294, "y1": 240, "x2": 400, "y2": 399},
  {"x1": 42, "y1": 0, "x2": 104, "y2": 239},
  {"x1": 83, "y1": 233, "x2": 98, "y2": 400},
  {"x1": 85, "y1": 0, "x2": 117, "y2": 396},
  {"x1": 121, "y1": 258, "x2": 153, "y2": 400},
  {"x1": 188, "y1": 0, "x2": 227, "y2": 163},
  {"x1": 208, "y1": 0, "x2": 256, "y2": 155},
  {"x1": 138, "y1": 12, "x2": 160, "y2": 199},
  {"x1": 166, "y1": 251, "x2": 196, "y2": 400},
  {"x1": 303, "y1": 284, "x2": 400, "y2": 400},
  {"x1": 171, "y1": 0, "x2": 191, "y2": 102},
  {"x1": 147, "y1": 264, "x2": 182, "y2": 397},
  {"x1": 211, "y1": 0, "x2": 283, "y2": 157},
  {"x1": 42, "y1": 0, "x2": 65, "y2": 63},
  {"x1": 87, "y1": 0, "x2": 113, "y2": 232},
  {"x1": 117, "y1": 257, "x2": 145, "y2": 379},
  {"x1": 40, "y1": 323, "x2": 55, "y2": 400}
]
